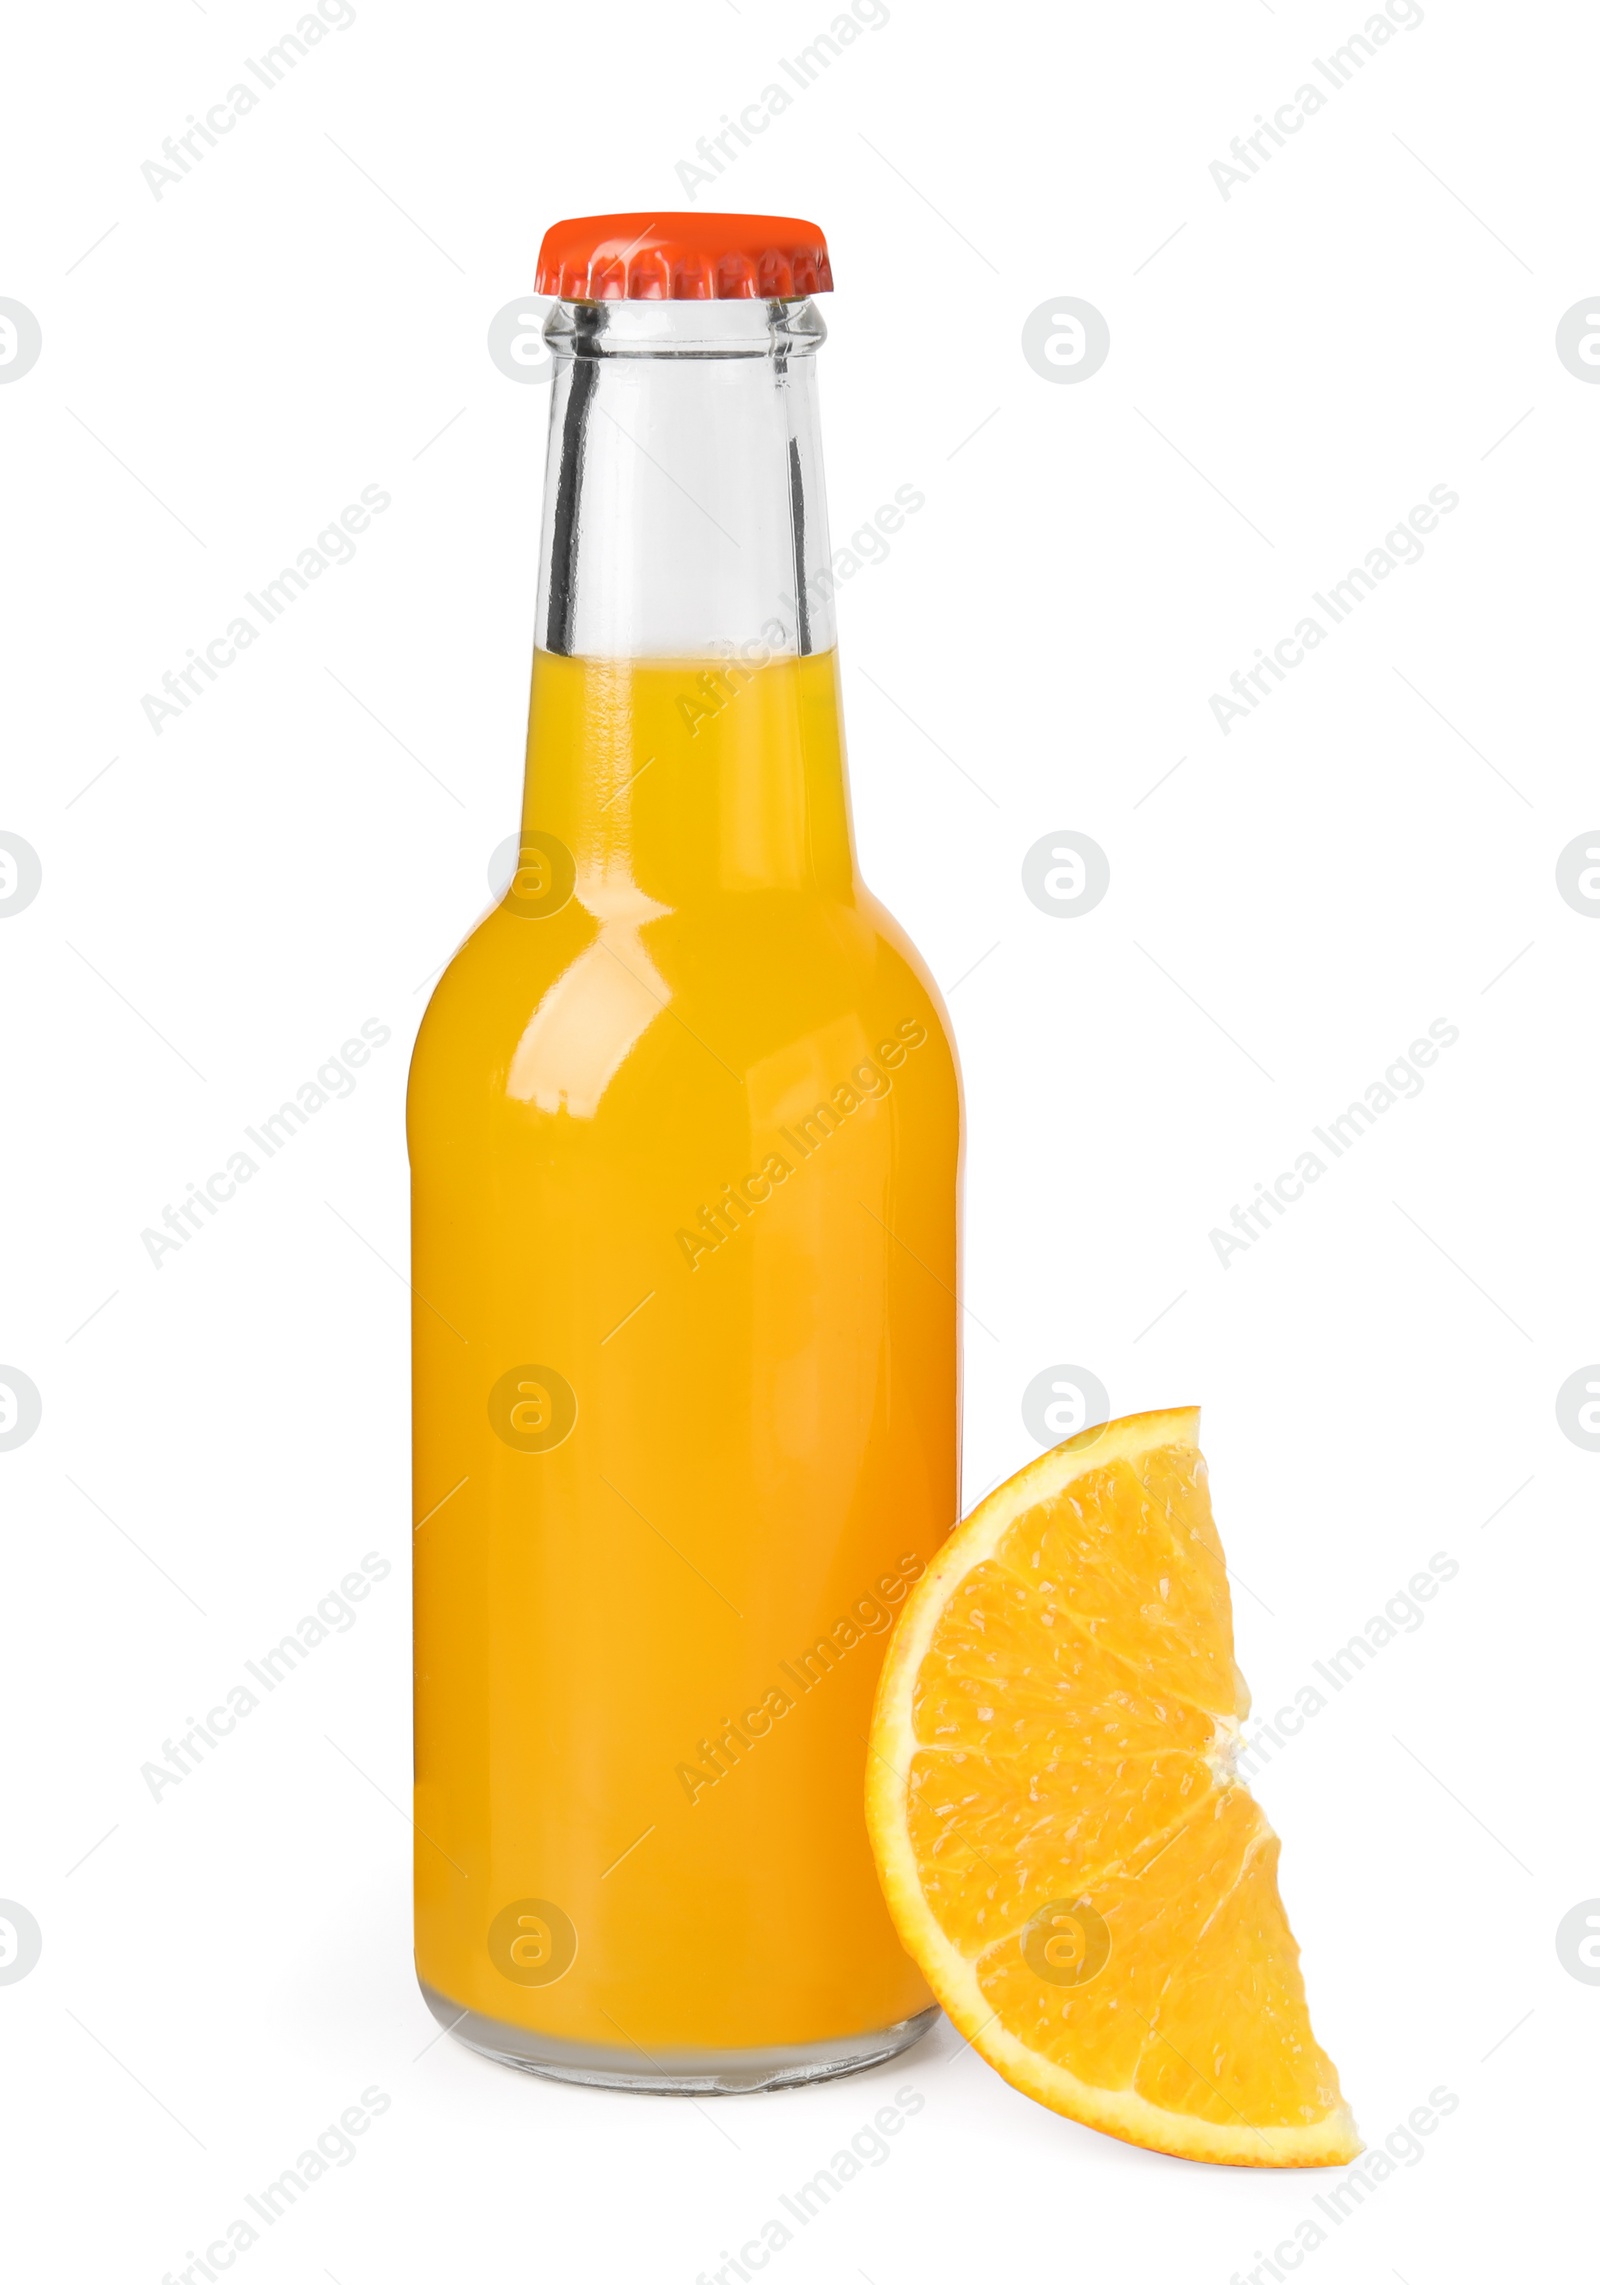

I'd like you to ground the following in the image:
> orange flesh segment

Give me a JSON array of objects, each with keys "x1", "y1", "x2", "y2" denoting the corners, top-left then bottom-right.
[{"x1": 872, "y1": 1414, "x2": 1358, "y2": 2165}]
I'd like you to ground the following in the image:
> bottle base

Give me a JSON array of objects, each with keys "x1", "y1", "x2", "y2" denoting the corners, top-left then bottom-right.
[{"x1": 418, "y1": 1978, "x2": 941, "y2": 2095}]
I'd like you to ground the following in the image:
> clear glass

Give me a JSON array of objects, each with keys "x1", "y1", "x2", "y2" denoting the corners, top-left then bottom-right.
[
  {"x1": 536, "y1": 297, "x2": 837, "y2": 659},
  {"x1": 408, "y1": 292, "x2": 959, "y2": 2092}
]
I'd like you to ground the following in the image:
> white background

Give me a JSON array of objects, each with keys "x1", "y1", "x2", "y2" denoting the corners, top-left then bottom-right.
[{"x1": 2, "y1": 0, "x2": 1593, "y2": 2277}]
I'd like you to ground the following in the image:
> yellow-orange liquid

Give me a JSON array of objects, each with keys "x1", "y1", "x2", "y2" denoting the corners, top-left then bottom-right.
[{"x1": 409, "y1": 647, "x2": 959, "y2": 2056}]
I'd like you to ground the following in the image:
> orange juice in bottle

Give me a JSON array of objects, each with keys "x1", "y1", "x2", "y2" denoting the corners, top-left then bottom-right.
[{"x1": 409, "y1": 214, "x2": 960, "y2": 2089}]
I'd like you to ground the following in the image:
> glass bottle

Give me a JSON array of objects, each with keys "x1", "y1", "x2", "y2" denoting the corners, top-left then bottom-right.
[{"x1": 409, "y1": 215, "x2": 961, "y2": 2091}]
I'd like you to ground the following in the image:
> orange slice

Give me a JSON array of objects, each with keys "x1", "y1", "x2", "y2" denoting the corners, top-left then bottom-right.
[{"x1": 866, "y1": 1407, "x2": 1359, "y2": 2167}]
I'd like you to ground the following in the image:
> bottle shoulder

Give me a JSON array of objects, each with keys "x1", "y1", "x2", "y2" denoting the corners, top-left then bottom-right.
[{"x1": 408, "y1": 887, "x2": 959, "y2": 1133}]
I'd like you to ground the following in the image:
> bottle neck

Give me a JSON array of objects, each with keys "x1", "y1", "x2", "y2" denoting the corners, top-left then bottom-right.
[
  {"x1": 535, "y1": 297, "x2": 837, "y2": 659},
  {"x1": 520, "y1": 298, "x2": 855, "y2": 902}
]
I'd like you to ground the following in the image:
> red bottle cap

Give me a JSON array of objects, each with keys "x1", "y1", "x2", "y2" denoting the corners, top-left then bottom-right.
[{"x1": 535, "y1": 212, "x2": 833, "y2": 302}]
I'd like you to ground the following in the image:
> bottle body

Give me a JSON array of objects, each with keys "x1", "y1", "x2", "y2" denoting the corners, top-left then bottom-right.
[{"x1": 409, "y1": 285, "x2": 960, "y2": 2087}]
